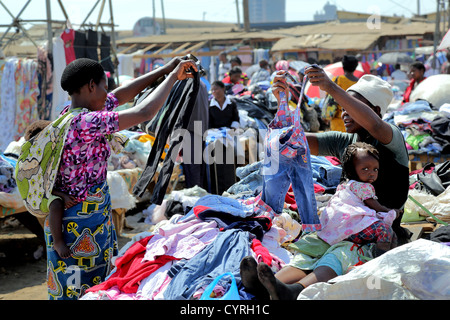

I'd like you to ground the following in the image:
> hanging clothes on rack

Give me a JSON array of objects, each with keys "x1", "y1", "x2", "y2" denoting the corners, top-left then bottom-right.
[
  {"x1": 13, "y1": 58, "x2": 39, "y2": 141},
  {"x1": 73, "y1": 30, "x2": 86, "y2": 59},
  {"x1": 86, "y1": 29, "x2": 99, "y2": 61},
  {"x1": 0, "y1": 58, "x2": 17, "y2": 151},
  {"x1": 36, "y1": 46, "x2": 53, "y2": 121},
  {"x1": 60, "y1": 28, "x2": 76, "y2": 65},
  {"x1": 100, "y1": 33, "x2": 115, "y2": 73},
  {"x1": 52, "y1": 36, "x2": 69, "y2": 120},
  {"x1": 0, "y1": 57, "x2": 40, "y2": 150}
]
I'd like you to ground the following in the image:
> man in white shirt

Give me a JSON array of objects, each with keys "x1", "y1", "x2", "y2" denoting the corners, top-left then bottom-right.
[
  {"x1": 218, "y1": 52, "x2": 231, "y2": 80},
  {"x1": 391, "y1": 64, "x2": 408, "y2": 80}
]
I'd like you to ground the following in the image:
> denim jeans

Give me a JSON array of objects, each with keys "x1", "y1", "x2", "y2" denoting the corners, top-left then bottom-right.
[
  {"x1": 311, "y1": 155, "x2": 342, "y2": 190},
  {"x1": 182, "y1": 194, "x2": 255, "y2": 222},
  {"x1": 226, "y1": 160, "x2": 263, "y2": 195},
  {"x1": 261, "y1": 92, "x2": 321, "y2": 233},
  {"x1": 163, "y1": 229, "x2": 251, "y2": 300}
]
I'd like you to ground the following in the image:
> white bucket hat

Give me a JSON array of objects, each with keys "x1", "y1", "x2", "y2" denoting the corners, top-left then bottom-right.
[{"x1": 347, "y1": 75, "x2": 394, "y2": 116}]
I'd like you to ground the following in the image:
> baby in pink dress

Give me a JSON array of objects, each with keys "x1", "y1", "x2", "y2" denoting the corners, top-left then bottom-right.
[{"x1": 318, "y1": 142, "x2": 400, "y2": 255}]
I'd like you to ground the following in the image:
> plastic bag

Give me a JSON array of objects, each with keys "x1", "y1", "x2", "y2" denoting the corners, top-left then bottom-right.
[
  {"x1": 200, "y1": 272, "x2": 240, "y2": 300},
  {"x1": 298, "y1": 239, "x2": 450, "y2": 300},
  {"x1": 107, "y1": 171, "x2": 137, "y2": 210}
]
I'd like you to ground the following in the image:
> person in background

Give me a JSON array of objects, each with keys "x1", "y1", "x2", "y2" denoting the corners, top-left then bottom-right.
[
  {"x1": 402, "y1": 61, "x2": 426, "y2": 104},
  {"x1": 209, "y1": 80, "x2": 240, "y2": 130},
  {"x1": 327, "y1": 55, "x2": 360, "y2": 132},
  {"x1": 222, "y1": 66, "x2": 245, "y2": 95},
  {"x1": 440, "y1": 51, "x2": 450, "y2": 74},
  {"x1": 208, "y1": 80, "x2": 240, "y2": 194},
  {"x1": 250, "y1": 59, "x2": 271, "y2": 84},
  {"x1": 271, "y1": 60, "x2": 300, "y2": 84},
  {"x1": 218, "y1": 51, "x2": 231, "y2": 80},
  {"x1": 390, "y1": 64, "x2": 408, "y2": 81},
  {"x1": 228, "y1": 56, "x2": 249, "y2": 85}
]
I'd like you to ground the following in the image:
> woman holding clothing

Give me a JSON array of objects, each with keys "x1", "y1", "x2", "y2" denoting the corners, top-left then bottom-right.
[{"x1": 42, "y1": 57, "x2": 196, "y2": 300}]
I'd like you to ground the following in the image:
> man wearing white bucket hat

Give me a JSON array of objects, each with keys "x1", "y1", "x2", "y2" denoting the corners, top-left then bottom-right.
[
  {"x1": 305, "y1": 71, "x2": 410, "y2": 239},
  {"x1": 272, "y1": 71, "x2": 409, "y2": 219},
  {"x1": 247, "y1": 69, "x2": 411, "y2": 300}
]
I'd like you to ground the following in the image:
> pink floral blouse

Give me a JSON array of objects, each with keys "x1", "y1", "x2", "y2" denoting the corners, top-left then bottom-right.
[{"x1": 53, "y1": 93, "x2": 120, "y2": 202}]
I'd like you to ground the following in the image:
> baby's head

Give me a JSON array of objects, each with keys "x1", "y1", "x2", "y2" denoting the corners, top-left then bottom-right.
[
  {"x1": 24, "y1": 120, "x2": 52, "y2": 141},
  {"x1": 342, "y1": 142, "x2": 380, "y2": 184}
]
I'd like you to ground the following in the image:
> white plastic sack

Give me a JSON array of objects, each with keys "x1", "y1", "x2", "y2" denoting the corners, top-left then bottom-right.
[
  {"x1": 107, "y1": 171, "x2": 137, "y2": 210},
  {"x1": 410, "y1": 74, "x2": 450, "y2": 109},
  {"x1": 0, "y1": 187, "x2": 25, "y2": 210},
  {"x1": 406, "y1": 188, "x2": 450, "y2": 223},
  {"x1": 298, "y1": 239, "x2": 450, "y2": 300}
]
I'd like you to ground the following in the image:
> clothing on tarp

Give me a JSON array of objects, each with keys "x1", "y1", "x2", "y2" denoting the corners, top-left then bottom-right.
[
  {"x1": 193, "y1": 203, "x2": 271, "y2": 241},
  {"x1": 85, "y1": 235, "x2": 179, "y2": 294},
  {"x1": 163, "y1": 229, "x2": 251, "y2": 300}
]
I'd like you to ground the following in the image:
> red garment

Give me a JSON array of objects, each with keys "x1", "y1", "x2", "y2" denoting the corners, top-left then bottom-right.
[
  {"x1": 221, "y1": 73, "x2": 248, "y2": 85},
  {"x1": 314, "y1": 184, "x2": 325, "y2": 193},
  {"x1": 60, "y1": 29, "x2": 76, "y2": 65},
  {"x1": 325, "y1": 156, "x2": 341, "y2": 166},
  {"x1": 403, "y1": 78, "x2": 426, "y2": 104},
  {"x1": 86, "y1": 236, "x2": 179, "y2": 294},
  {"x1": 251, "y1": 239, "x2": 272, "y2": 266},
  {"x1": 285, "y1": 184, "x2": 325, "y2": 211},
  {"x1": 285, "y1": 185, "x2": 297, "y2": 211},
  {"x1": 222, "y1": 75, "x2": 234, "y2": 84}
]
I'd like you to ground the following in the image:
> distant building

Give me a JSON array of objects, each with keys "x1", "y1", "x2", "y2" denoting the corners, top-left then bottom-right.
[
  {"x1": 314, "y1": 1, "x2": 337, "y2": 21},
  {"x1": 133, "y1": 17, "x2": 162, "y2": 36},
  {"x1": 249, "y1": 0, "x2": 285, "y2": 23}
]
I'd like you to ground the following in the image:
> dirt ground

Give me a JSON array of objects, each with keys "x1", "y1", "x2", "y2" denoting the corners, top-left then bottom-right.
[{"x1": 0, "y1": 215, "x2": 143, "y2": 300}]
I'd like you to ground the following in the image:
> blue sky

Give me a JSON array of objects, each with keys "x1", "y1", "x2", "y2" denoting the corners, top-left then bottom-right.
[{"x1": 0, "y1": 0, "x2": 440, "y2": 31}]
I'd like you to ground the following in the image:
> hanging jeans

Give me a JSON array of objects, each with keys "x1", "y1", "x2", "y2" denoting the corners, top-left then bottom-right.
[
  {"x1": 261, "y1": 91, "x2": 321, "y2": 233},
  {"x1": 163, "y1": 229, "x2": 251, "y2": 300},
  {"x1": 133, "y1": 73, "x2": 200, "y2": 204}
]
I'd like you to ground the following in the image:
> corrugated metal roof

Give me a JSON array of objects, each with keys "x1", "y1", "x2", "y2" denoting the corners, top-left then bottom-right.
[{"x1": 270, "y1": 21, "x2": 438, "y2": 52}]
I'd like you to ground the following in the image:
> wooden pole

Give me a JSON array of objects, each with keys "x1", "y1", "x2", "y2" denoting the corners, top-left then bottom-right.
[
  {"x1": 160, "y1": 0, "x2": 166, "y2": 34},
  {"x1": 235, "y1": 0, "x2": 241, "y2": 28},
  {"x1": 243, "y1": 0, "x2": 250, "y2": 32}
]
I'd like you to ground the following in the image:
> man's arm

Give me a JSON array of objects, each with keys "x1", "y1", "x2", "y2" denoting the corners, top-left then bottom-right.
[
  {"x1": 306, "y1": 133, "x2": 319, "y2": 155},
  {"x1": 305, "y1": 67, "x2": 393, "y2": 145}
]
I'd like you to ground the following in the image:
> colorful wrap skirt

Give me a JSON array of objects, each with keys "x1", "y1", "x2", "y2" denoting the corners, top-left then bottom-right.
[{"x1": 44, "y1": 181, "x2": 118, "y2": 300}]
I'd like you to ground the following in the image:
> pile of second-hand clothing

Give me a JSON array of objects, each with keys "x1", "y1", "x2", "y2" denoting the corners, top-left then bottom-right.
[
  {"x1": 384, "y1": 100, "x2": 449, "y2": 155},
  {"x1": 80, "y1": 193, "x2": 299, "y2": 300},
  {"x1": 0, "y1": 153, "x2": 16, "y2": 193}
]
